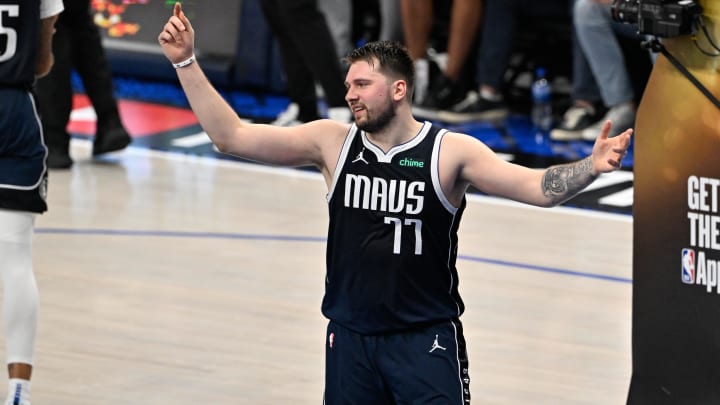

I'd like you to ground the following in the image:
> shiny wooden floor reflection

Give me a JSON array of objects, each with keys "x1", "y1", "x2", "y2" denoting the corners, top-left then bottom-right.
[{"x1": 16, "y1": 141, "x2": 632, "y2": 404}]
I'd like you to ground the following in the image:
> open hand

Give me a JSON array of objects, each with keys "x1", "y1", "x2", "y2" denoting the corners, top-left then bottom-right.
[{"x1": 591, "y1": 120, "x2": 633, "y2": 174}]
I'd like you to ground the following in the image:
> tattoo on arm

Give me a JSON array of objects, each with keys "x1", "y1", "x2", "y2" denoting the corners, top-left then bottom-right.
[{"x1": 541, "y1": 156, "x2": 598, "y2": 205}]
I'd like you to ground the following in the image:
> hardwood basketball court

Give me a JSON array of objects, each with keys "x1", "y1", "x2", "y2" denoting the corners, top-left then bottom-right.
[{"x1": 5, "y1": 139, "x2": 634, "y2": 404}]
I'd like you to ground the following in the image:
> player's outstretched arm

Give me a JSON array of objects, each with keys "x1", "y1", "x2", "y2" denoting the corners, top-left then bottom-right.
[
  {"x1": 158, "y1": 3, "x2": 347, "y2": 171},
  {"x1": 538, "y1": 120, "x2": 632, "y2": 206},
  {"x1": 447, "y1": 120, "x2": 632, "y2": 207}
]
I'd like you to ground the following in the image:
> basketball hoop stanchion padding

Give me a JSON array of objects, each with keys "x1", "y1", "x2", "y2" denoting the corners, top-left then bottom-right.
[{"x1": 627, "y1": 1, "x2": 720, "y2": 403}]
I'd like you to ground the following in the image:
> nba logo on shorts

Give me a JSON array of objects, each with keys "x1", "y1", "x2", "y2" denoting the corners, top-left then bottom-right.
[{"x1": 681, "y1": 248, "x2": 695, "y2": 284}]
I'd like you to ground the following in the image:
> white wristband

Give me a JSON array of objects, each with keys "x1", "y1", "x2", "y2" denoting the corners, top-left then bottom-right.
[{"x1": 172, "y1": 54, "x2": 196, "y2": 69}]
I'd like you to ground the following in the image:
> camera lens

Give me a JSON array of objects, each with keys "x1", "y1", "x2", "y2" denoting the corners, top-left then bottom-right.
[{"x1": 611, "y1": 0, "x2": 640, "y2": 24}]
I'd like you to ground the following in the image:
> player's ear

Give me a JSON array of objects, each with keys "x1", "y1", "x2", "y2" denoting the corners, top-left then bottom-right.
[{"x1": 392, "y1": 79, "x2": 407, "y2": 101}]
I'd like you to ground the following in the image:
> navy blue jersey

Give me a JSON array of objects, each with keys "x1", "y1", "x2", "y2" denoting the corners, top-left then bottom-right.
[
  {"x1": 0, "y1": 0, "x2": 40, "y2": 88},
  {"x1": 323, "y1": 122, "x2": 467, "y2": 334},
  {"x1": 0, "y1": 0, "x2": 49, "y2": 213}
]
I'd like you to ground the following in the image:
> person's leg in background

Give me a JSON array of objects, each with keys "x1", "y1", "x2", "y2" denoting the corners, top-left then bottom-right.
[
  {"x1": 401, "y1": 0, "x2": 482, "y2": 113},
  {"x1": 574, "y1": 0, "x2": 638, "y2": 139},
  {"x1": 440, "y1": 0, "x2": 570, "y2": 122},
  {"x1": 477, "y1": 0, "x2": 570, "y2": 100},
  {"x1": 260, "y1": 0, "x2": 350, "y2": 125},
  {"x1": 317, "y1": 0, "x2": 353, "y2": 59},
  {"x1": 260, "y1": 0, "x2": 322, "y2": 125},
  {"x1": 67, "y1": 0, "x2": 131, "y2": 156},
  {"x1": 550, "y1": 12, "x2": 605, "y2": 141},
  {"x1": 399, "y1": 0, "x2": 435, "y2": 104},
  {"x1": 475, "y1": 0, "x2": 520, "y2": 101},
  {"x1": 424, "y1": 0, "x2": 483, "y2": 112},
  {"x1": 378, "y1": 0, "x2": 403, "y2": 42},
  {"x1": 35, "y1": 15, "x2": 74, "y2": 169},
  {"x1": 399, "y1": 0, "x2": 433, "y2": 62},
  {"x1": 436, "y1": 0, "x2": 516, "y2": 121},
  {"x1": 282, "y1": 0, "x2": 351, "y2": 122},
  {"x1": 444, "y1": 0, "x2": 482, "y2": 85}
]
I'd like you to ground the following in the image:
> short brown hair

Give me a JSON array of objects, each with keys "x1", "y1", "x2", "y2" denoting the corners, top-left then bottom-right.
[{"x1": 344, "y1": 40, "x2": 415, "y2": 97}]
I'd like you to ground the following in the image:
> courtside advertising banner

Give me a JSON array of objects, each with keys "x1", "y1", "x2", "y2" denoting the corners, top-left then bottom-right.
[{"x1": 628, "y1": 2, "x2": 720, "y2": 402}]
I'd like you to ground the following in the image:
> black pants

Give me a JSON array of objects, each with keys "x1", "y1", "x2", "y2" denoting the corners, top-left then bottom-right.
[
  {"x1": 324, "y1": 319, "x2": 471, "y2": 404},
  {"x1": 259, "y1": 0, "x2": 347, "y2": 121},
  {"x1": 477, "y1": 0, "x2": 572, "y2": 90},
  {"x1": 35, "y1": 0, "x2": 121, "y2": 151}
]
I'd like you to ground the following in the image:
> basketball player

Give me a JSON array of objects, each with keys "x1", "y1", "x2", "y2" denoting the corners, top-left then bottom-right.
[
  {"x1": 159, "y1": 3, "x2": 631, "y2": 403},
  {"x1": 0, "y1": 0, "x2": 63, "y2": 404}
]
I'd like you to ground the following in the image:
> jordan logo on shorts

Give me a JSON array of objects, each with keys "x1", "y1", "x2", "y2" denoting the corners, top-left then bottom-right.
[
  {"x1": 429, "y1": 334, "x2": 446, "y2": 353},
  {"x1": 352, "y1": 148, "x2": 369, "y2": 164}
]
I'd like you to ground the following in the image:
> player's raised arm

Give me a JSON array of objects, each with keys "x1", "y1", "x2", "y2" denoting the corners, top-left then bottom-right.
[{"x1": 157, "y1": 3, "x2": 347, "y2": 171}]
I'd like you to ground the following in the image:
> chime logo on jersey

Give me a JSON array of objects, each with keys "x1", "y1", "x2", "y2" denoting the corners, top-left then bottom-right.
[
  {"x1": 681, "y1": 248, "x2": 695, "y2": 284},
  {"x1": 344, "y1": 174, "x2": 424, "y2": 214},
  {"x1": 398, "y1": 157, "x2": 424, "y2": 168}
]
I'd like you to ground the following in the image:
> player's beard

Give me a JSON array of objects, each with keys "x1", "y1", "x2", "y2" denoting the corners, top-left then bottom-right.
[{"x1": 356, "y1": 97, "x2": 396, "y2": 133}]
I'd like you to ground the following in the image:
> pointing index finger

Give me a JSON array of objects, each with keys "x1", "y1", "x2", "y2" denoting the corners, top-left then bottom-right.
[{"x1": 173, "y1": 2, "x2": 192, "y2": 32}]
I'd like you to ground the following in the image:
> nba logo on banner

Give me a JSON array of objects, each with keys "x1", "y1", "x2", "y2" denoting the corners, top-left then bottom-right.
[{"x1": 681, "y1": 248, "x2": 695, "y2": 284}]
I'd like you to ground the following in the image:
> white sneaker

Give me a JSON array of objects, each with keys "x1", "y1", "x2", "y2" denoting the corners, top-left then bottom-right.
[
  {"x1": 581, "y1": 102, "x2": 636, "y2": 141},
  {"x1": 270, "y1": 103, "x2": 301, "y2": 127},
  {"x1": 5, "y1": 379, "x2": 30, "y2": 405},
  {"x1": 4, "y1": 400, "x2": 29, "y2": 405},
  {"x1": 414, "y1": 58, "x2": 430, "y2": 105},
  {"x1": 327, "y1": 107, "x2": 352, "y2": 123},
  {"x1": 550, "y1": 105, "x2": 599, "y2": 141}
]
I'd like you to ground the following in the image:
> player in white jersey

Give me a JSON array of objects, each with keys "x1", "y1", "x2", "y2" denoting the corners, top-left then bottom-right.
[
  {"x1": 0, "y1": 0, "x2": 63, "y2": 403},
  {"x1": 159, "y1": 3, "x2": 631, "y2": 403}
]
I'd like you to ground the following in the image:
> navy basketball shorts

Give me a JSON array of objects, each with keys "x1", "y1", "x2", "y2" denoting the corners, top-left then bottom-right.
[
  {"x1": 0, "y1": 89, "x2": 48, "y2": 213},
  {"x1": 324, "y1": 319, "x2": 471, "y2": 404}
]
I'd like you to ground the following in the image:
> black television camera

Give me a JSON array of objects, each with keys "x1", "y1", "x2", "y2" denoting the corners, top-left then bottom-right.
[{"x1": 611, "y1": 0, "x2": 703, "y2": 38}]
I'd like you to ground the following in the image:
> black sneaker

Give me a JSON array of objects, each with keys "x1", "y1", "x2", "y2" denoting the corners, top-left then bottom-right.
[
  {"x1": 413, "y1": 58, "x2": 443, "y2": 105},
  {"x1": 426, "y1": 75, "x2": 468, "y2": 108},
  {"x1": 549, "y1": 105, "x2": 601, "y2": 141},
  {"x1": 436, "y1": 92, "x2": 508, "y2": 123},
  {"x1": 47, "y1": 147, "x2": 73, "y2": 169},
  {"x1": 93, "y1": 124, "x2": 131, "y2": 156},
  {"x1": 413, "y1": 73, "x2": 468, "y2": 120}
]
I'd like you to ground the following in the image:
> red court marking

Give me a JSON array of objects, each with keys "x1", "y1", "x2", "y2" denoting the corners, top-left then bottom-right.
[{"x1": 67, "y1": 94, "x2": 199, "y2": 138}]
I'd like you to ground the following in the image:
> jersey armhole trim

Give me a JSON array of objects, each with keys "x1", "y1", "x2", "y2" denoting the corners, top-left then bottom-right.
[
  {"x1": 326, "y1": 124, "x2": 358, "y2": 203},
  {"x1": 431, "y1": 129, "x2": 458, "y2": 214}
]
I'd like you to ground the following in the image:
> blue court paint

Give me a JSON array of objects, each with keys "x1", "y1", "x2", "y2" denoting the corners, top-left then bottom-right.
[
  {"x1": 458, "y1": 255, "x2": 632, "y2": 284},
  {"x1": 36, "y1": 227, "x2": 632, "y2": 284}
]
